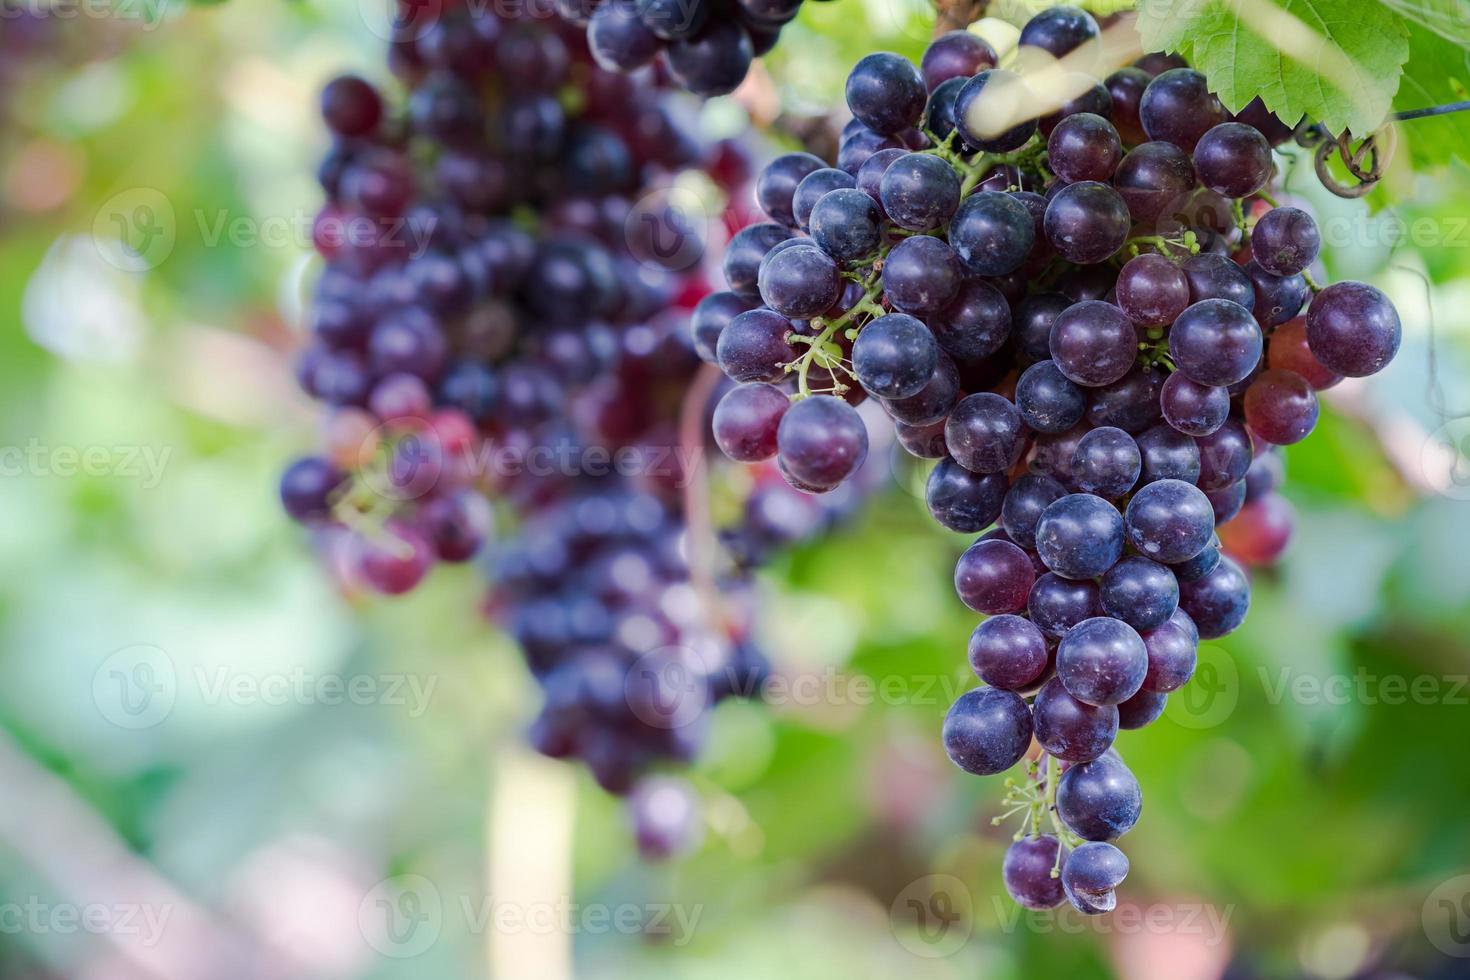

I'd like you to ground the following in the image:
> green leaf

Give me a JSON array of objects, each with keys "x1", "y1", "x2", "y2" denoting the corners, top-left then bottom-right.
[
  {"x1": 1380, "y1": 0, "x2": 1470, "y2": 44},
  {"x1": 1136, "y1": 0, "x2": 1411, "y2": 137},
  {"x1": 1394, "y1": 23, "x2": 1470, "y2": 169}
]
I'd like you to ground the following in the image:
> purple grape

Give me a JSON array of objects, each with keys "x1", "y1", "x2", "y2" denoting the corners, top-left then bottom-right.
[
  {"x1": 666, "y1": 20, "x2": 754, "y2": 97},
  {"x1": 1105, "y1": 67, "x2": 1151, "y2": 144},
  {"x1": 1057, "y1": 616, "x2": 1148, "y2": 706},
  {"x1": 1117, "y1": 690, "x2": 1167, "y2": 729},
  {"x1": 1140, "y1": 617, "x2": 1197, "y2": 692},
  {"x1": 776, "y1": 394, "x2": 869, "y2": 492},
  {"x1": 1003, "y1": 835, "x2": 1066, "y2": 910},
  {"x1": 1043, "y1": 181, "x2": 1130, "y2": 264},
  {"x1": 1057, "y1": 751, "x2": 1141, "y2": 840},
  {"x1": 422, "y1": 489, "x2": 493, "y2": 563},
  {"x1": 809, "y1": 188, "x2": 883, "y2": 262},
  {"x1": 713, "y1": 383, "x2": 790, "y2": 461},
  {"x1": 1032, "y1": 677, "x2": 1118, "y2": 762},
  {"x1": 1029, "y1": 573, "x2": 1104, "y2": 638},
  {"x1": 969, "y1": 614, "x2": 1050, "y2": 690},
  {"x1": 1062, "y1": 840, "x2": 1130, "y2": 914},
  {"x1": 1183, "y1": 251, "x2": 1254, "y2": 307},
  {"x1": 1116, "y1": 253, "x2": 1189, "y2": 327},
  {"x1": 717, "y1": 308, "x2": 796, "y2": 383},
  {"x1": 884, "y1": 351, "x2": 961, "y2": 425},
  {"x1": 1018, "y1": 5, "x2": 1100, "y2": 58},
  {"x1": 792, "y1": 167, "x2": 857, "y2": 231},
  {"x1": 1016, "y1": 360, "x2": 1086, "y2": 433},
  {"x1": 321, "y1": 75, "x2": 383, "y2": 137},
  {"x1": 851, "y1": 313, "x2": 939, "y2": 399},
  {"x1": 756, "y1": 153, "x2": 826, "y2": 228},
  {"x1": 1305, "y1": 281, "x2": 1401, "y2": 377},
  {"x1": 1113, "y1": 141, "x2": 1195, "y2": 223},
  {"x1": 1125, "y1": 478, "x2": 1214, "y2": 563},
  {"x1": 1049, "y1": 300, "x2": 1137, "y2": 387},
  {"x1": 1136, "y1": 422, "x2": 1201, "y2": 485},
  {"x1": 836, "y1": 126, "x2": 906, "y2": 175},
  {"x1": 1071, "y1": 427, "x2": 1141, "y2": 499},
  {"x1": 1001, "y1": 473, "x2": 1068, "y2": 549},
  {"x1": 1169, "y1": 537, "x2": 1221, "y2": 583},
  {"x1": 926, "y1": 457, "x2": 1008, "y2": 532},
  {"x1": 948, "y1": 191, "x2": 1036, "y2": 276},
  {"x1": 883, "y1": 235, "x2": 963, "y2": 314},
  {"x1": 356, "y1": 521, "x2": 434, "y2": 595},
  {"x1": 955, "y1": 69, "x2": 1038, "y2": 152},
  {"x1": 724, "y1": 222, "x2": 794, "y2": 299},
  {"x1": 1139, "y1": 68, "x2": 1227, "y2": 151},
  {"x1": 930, "y1": 279, "x2": 1012, "y2": 360},
  {"x1": 758, "y1": 243, "x2": 842, "y2": 318},
  {"x1": 1207, "y1": 480, "x2": 1247, "y2": 524},
  {"x1": 1010, "y1": 292, "x2": 1070, "y2": 364},
  {"x1": 1192, "y1": 121, "x2": 1272, "y2": 197},
  {"x1": 945, "y1": 392, "x2": 1024, "y2": 474},
  {"x1": 588, "y1": 2, "x2": 662, "y2": 71},
  {"x1": 1035, "y1": 493, "x2": 1126, "y2": 580},
  {"x1": 1195, "y1": 418, "x2": 1253, "y2": 491},
  {"x1": 921, "y1": 30, "x2": 998, "y2": 91},
  {"x1": 855, "y1": 146, "x2": 908, "y2": 210},
  {"x1": 1085, "y1": 368, "x2": 1165, "y2": 434},
  {"x1": 1243, "y1": 447, "x2": 1285, "y2": 501},
  {"x1": 1169, "y1": 298, "x2": 1264, "y2": 387},
  {"x1": 879, "y1": 152, "x2": 961, "y2": 231},
  {"x1": 1250, "y1": 206, "x2": 1320, "y2": 276},
  {"x1": 955, "y1": 537, "x2": 1037, "y2": 614},
  {"x1": 846, "y1": 52, "x2": 927, "y2": 136},
  {"x1": 1100, "y1": 556, "x2": 1179, "y2": 632},
  {"x1": 690, "y1": 290, "x2": 758, "y2": 363},
  {"x1": 1244, "y1": 368, "x2": 1319, "y2": 445},
  {"x1": 941, "y1": 687, "x2": 1033, "y2": 775},
  {"x1": 1160, "y1": 372, "x2": 1229, "y2": 436},
  {"x1": 1038, "y1": 75, "x2": 1113, "y2": 137},
  {"x1": 1245, "y1": 260, "x2": 1309, "y2": 328},
  {"x1": 1178, "y1": 555, "x2": 1250, "y2": 639},
  {"x1": 1047, "y1": 112, "x2": 1123, "y2": 183},
  {"x1": 897, "y1": 418, "x2": 950, "y2": 459},
  {"x1": 280, "y1": 456, "x2": 346, "y2": 522}
]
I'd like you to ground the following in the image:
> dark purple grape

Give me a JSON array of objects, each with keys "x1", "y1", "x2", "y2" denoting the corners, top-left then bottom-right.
[
  {"x1": 370, "y1": 309, "x2": 447, "y2": 381},
  {"x1": 1136, "y1": 422, "x2": 1201, "y2": 485},
  {"x1": 1169, "y1": 298, "x2": 1264, "y2": 387},
  {"x1": 855, "y1": 147, "x2": 908, "y2": 210},
  {"x1": 723, "y1": 222, "x2": 794, "y2": 300},
  {"x1": 836, "y1": 126, "x2": 906, "y2": 175},
  {"x1": 1233, "y1": 95, "x2": 1297, "y2": 145},
  {"x1": 945, "y1": 392, "x2": 1024, "y2": 473},
  {"x1": 1160, "y1": 372, "x2": 1229, "y2": 437},
  {"x1": 1018, "y1": 5, "x2": 1100, "y2": 58},
  {"x1": 1116, "y1": 253, "x2": 1189, "y2": 327},
  {"x1": 792, "y1": 167, "x2": 857, "y2": 231},
  {"x1": 1062, "y1": 841, "x2": 1129, "y2": 914},
  {"x1": 1243, "y1": 447, "x2": 1285, "y2": 502},
  {"x1": 1195, "y1": 418, "x2": 1253, "y2": 491},
  {"x1": 969, "y1": 614, "x2": 1050, "y2": 690},
  {"x1": 1044, "y1": 181, "x2": 1130, "y2": 264},
  {"x1": 1140, "y1": 616, "x2": 1197, "y2": 692},
  {"x1": 713, "y1": 383, "x2": 790, "y2": 461},
  {"x1": 588, "y1": 1, "x2": 663, "y2": 71},
  {"x1": 1016, "y1": 361, "x2": 1086, "y2": 435},
  {"x1": 883, "y1": 235, "x2": 963, "y2": 314},
  {"x1": 1047, "y1": 113, "x2": 1123, "y2": 183},
  {"x1": 1085, "y1": 368, "x2": 1165, "y2": 434},
  {"x1": 926, "y1": 457, "x2": 1008, "y2": 532},
  {"x1": 321, "y1": 75, "x2": 383, "y2": 137},
  {"x1": 734, "y1": 0, "x2": 798, "y2": 26},
  {"x1": 1004, "y1": 836, "x2": 1066, "y2": 910},
  {"x1": 1049, "y1": 300, "x2": 1136, "y2": 387},
  {"x1": 1027, "y1": 423, "x2": 1088, "y2": 486},
  {"x1": 1100, "y1": 556, "x2": 1179, "y2": 631},
  {"x1": 1112, "y1": 141, "x2": 1195, "y2": 223},
  {"x1": 666, "y1": 20, "x2": 754, "y2": 97},
  {"x1": 809, "y1": 188, "x2": 883, "y2": 262},
  {"x1": 1035, "y1": 493, "x2": 1126, "y2": 580},
  {"x1": 690, "y1": 290, "x2": 757, "y2": 362},
  {"x1": 1002, "y1": 473, "x2": 1068, "y2": 549},
  {"x1": 1057, "y1": 616, "x2": 1147, "y2": 706},
  {"x1": 1032, "y1": 677, "x2": 1118, "y2": 762},
  {"x1": 1178, "y1": 555, "x2": 1251, "y2": 639},
  {"x1": 1105, "y1": 67, "x2": 1151, "y2": 145},
  {"x1": 851, "y1": 313, "x2": 939, "y2": 399},
  {"x1": 898, "y1": 418, "x2": 950, "y2": 459},
  {"x1": 1192, "y1": 121, "x2": 1272, "y2": 197},
  {"x1": 1139, "y1": 68, "x2": 1227, "y2": 151},
  {"x1": 775, "y1": 394, "x2": 869, "y2": 491},
  {"x1": 356, "y1": 521, "x2": 434, "y2": 595},
  {"x1": 280, "y1": 456, "x2": 345, "y2": 522},
  {"x1": 1169, "y1": 537, "x2": 1221, "y2": 583},
  {"x1": 941, "y1": 687, "x2": 1033, "y2": 775},
  {"x1": 1305, "y1": 281, "x2": 1401, "y2": 377},
  {"x1": 929, "y1": 279, "x2": 1011, "y2": 360},
  {"x1": 1244, "y1": 260, "x2": 1309, "y2": 328},
  {"x1": 1038, "y1": 75, "x2": 1113, "y2": 137},
  {"x1": 921, "y1": 30, "x2": 998, "y2": 91},
  {"x1": 1207, "y1": 480, "x2": 1247, "y2": 524},
  {"x1": 638, "y1": 0, "x2": 710, "y2": 39},
  {"x1": 1010, "y1": 293, "x2": 1070, "y2": 365},
  {"x1": 1125, "y1": 478, "x2": 1214, "y2": 563},
  {"x1": 955, "y1": 69, "x2": 1038, "y2": 152},
  {"x1": 1057, "y1": 752, "x2": 1141, "y2": 839},
  {"x1": 1244, "y1": 368, "x2": 1319, "y2": 445},
  {"x1": 1029, "y1": 573, "x2": 1103, "y2": 638},
  {"x1": 846, "y1": 52, "x2": 927, "y2": 136},
  {"x1": 421, "y1": 489, "x2": 492, "y2": 563},
  {"x1": 1071, "y1": 427, "x2": 1141, "y2": 499},
  {"x1": 717, "y1": 308, "x2": 796, "y2": 383},
  {"x1": 1250, "y1": 207, "x2": 1320, "y2": 277},
  {"x1": 1182, "y1": 252, "x2": 1254, "y2": 309},
  {"x1": 948, "y1": 191, "x2": 1036, "y2": 276},
  {"x1": 879, "y1": 152, "x2": 961, "y2": 231},
  {"x1": 1117, "y1": 690, "x2": 1167, "y2": 729},
  {"x1": 885, "y1": 351, "x2": 961, "y2": 425},
  {"x1": 756, "y1": 153, "x2": 827, "y2": 228},
  {"x1": 759, "y1": 244, "x2": 842, "y2": 318},
  {"x1": 955, "y1": 537, "x2": 1036, "y2": 614}
]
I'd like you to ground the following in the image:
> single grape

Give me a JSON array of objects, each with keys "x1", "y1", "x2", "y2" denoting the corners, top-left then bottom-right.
[
  {"x1": 1018, "y1": 5, "x2": 1100, "y2": 58},
  {"x1": 1243, "y1": 447, "x2": 1285, "y2": 502},
  {"x1": 1085, "y1": 368, "x2": 1165, "y2": 434},
  {"x1": 930, "y1": 279, "x2": 1012, "y2": 360},
  {"x1": 1112, "y1": 140, "x2": 1195, "y2": 223},
  {"x1": 885, "y1": 351, "x2": 961, "y2": 425},
  {"x1": 690, "y1": 291, "x2": 757, "y2": 363},
  {"x1": 280, "y1": 456, "x2": 346, "y2": 522},
  {"x1": 1049, "y1": 300, "x2": 1137, "y2": 387},
  {"x1": 1139, "y1": 68, "x2": 1227, "y2": 151},
  {"x1": 1268, "y1": 315, "x2": 1340, "y2": 390},
  {"x1": 713, "y1": 383, "x2": 790, "y2": 462},
  {"x1": 1183, "y1": 251, "x2": 1255, "y2": 307},
  {"x1": 1192, "y1": 121, "x2": 1272, "y2": 197},
  {"x1": 1140, "y1": 615, "x2": 1198, "y2": 692},
  {"x1": 1101, "y1": 556, "x2": 1179, "y2": 632},
  {"x1": 1029, "y1": 572, "x2": 1104, "y2": 638},
  {"x1": 1057, "y1": 616, "x2": 1148, "y2": 706},
  {"x1": 1056, "y1": 752, "x2": 1142, "y2": 840},
  {"x1": 878, "y1": 152, "x2": 961, "y2": 231},
  {"x1": 837, "y1": 126, "x2": 907, "y2": 175},
  {"x1": 1219, "y1": 492, "x2": 1294, "y2": 565},
  {"x1": 758, "y1": 243, "x2": 842, "y2": 318},
  {"x1": 1071, "y1": 427, "x2": 1141, "y2": 499},
  {"x1": 1169, "y1": 298, "x2": 1264, "y2": 387},
  {"x1": 356, "y1": 521, "x2": 434, "y2": 595},
  {"x1": 955, "y1": 69, "x2": 1038, "y2": 152},
  {"x1": 946, "y1": 392, "x2": 1024, "y2": 473},
  {"x1": 897, "y1": 418, "x2": 950, "y2": 459},
  {"x1": 855, "y1": 147, "x2": 907, "y2": 211},
  {"x1": 1251, "y1": 206, "x2": 1321, "y2": 277},
  {"x1": 1116, "y1": 253, "x2": 1189, "y2": 327},
  {"x1": 883, "y1": 235, "x2": 963, "y2": 314},
  {"x1": 1003, "y1": 835, "x2": 1066, "y2": 910},
  {"x1": 1010, "y1": 292, "x2": 1070, "y2": 364},
  {"x1": 321, "y1": 75, "x2": 384, "y2": 138},
  {"x1": 717, "y1": 308, "x2": 796, "y2": 383},
  {"x1": 948, "y1": 191, "x2": 1036, "y2": 276},
  {"x1": 1233, "y1": 95, "x2": 1296, "y2": 145},
  {"x1": 1178, "y1": 554, "x2": 1250, "y2": 639},
  {"x1": 1016, "y1": 360, "x2": 1086, "y2": 433},
  {"x1": 775, "y1": 394, "x2": 869, "y2": 491},
  {"x1": 1043, "y1": 181, "x2": 1131, "y2": 264},
  {"x1": 921, "y1": 76, "x2": 968, "y2": 145},
  {"x1": 1245, "y1": 260, "x2": 1309, "y2": 328},
  {"x1": 1116, "y1": 689, "x2": 1167, "y2": 729},
  {"x1": 809, "y1": 188, "x2": 884, "y2": 262},
  {"x1": 1244, "y1": 368, "x2": 1319, "y2": 445},
  {"x1": 1195, "y1": 418, "x2": 1254, "y2": 492},
  {"x1": 588, "y1": 1, "x2": 663, "y2": 71},
  {"x1": 638, "y1": 0, "x2": 710, "y2": 39},
  {"x1": 1032, "y1": 677, "x2": 1118, "y2": 762},
  {"x1": 926, "y1": 457, "x2": 1008, "y2": 532},
  {"x1": 1002, "y1": 473, "x2": 1068, "y2": 549},
  {"x1": 1160, "y1": 372, "x2": 1229, "y2": 437},
  {"x1": 1105, "y1": 67, "x2": 1151, "y2": 145},
  {"x1": 724, "y1": 222, "x2": 794, "y2": 300},
  {"x1": 852, "y1": 313, "x2": 940, "y2": 399},
  {"x1": 1027, "y1": 423, "x2": 1089, "y2": 487},
  {"x1": 1035, "y1": 493, "x2": 1126, "y2": 581},
  {"x1": 1170, "y1": 537, "x2": 1221, "y2": 583},
  {"x1": 1305, "y1": 281, "x2": 1402, "y2": 377},
  {"x1": 846, "y1": 52, "x2": 927, "y2": 135},
  {"x1": 1135, "y1": 422, "x2": 1201, "y2": 485},
  {"x1": 969, "y1": 614, "x2": 1050, "y2": 690},
  {"x1": 666, "y1": 20, "x2": 754, "y2": 97},
  {"x1": 941, "y1": 687, "x2": 1033, "y2": 775},
  {"x1": 1125, "y1": 478, "x2": 1214, "y2": 563},
  {"x1": 1208, "y1": 480, "x2": 1247, "y2": 524},
  {"x1": 921, "y1": 30, "x2": 999, "y2": 91},
  {"x1": 1047, "y1": 112, "x2": 1123, "y2": 183},
  {"x1": 756, "y1": 153, "x2": 827, "y2": 228},
  {"x1": 1062, "y1": 841, "x2": 1129, "y2": 914},
  {"x1": 956, "y1": 529, "x2": 1037, "y2": 614},
  {"x1": 792, "y1": 167, "x2": 857, "y2": 231}
]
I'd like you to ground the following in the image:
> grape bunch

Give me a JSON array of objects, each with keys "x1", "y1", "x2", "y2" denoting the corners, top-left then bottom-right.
[
  {"x1": 700, "y1": 7, "x2": 1402, "y2": 910},
  {"x1": 558, "y1": 0, "x2": 832, "y2": 97}
]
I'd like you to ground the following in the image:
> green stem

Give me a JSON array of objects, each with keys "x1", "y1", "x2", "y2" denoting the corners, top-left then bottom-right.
[{"x1": 792, "y1": 279, "x2": 885, "y2": 399}]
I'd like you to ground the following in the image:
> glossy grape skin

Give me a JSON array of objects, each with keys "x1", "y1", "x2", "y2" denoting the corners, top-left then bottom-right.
[
  {"x1": 1269, "y1": 316, "x2": 1340, "y2": 390},
  {"x1": 280, "y1": 456, "x2": 345, "y2": 522},
  {"x1": 1195, "y1": 419, "x2": 1254, "y2": 491},
  {"x1": 1035, "y1": 493, "x2": 1126, "y2": 581},
  {"x1": 357, "y1": 520, "x2": 434, "y2": 595},
  {"x1": 1101, "y1": 556, "x2": 1179, "y2": 632},
  {"x1": 1116, "y1": 253, "x2": 1189, "y2": 327},
  {"x1": 1244, "y1": 368, "x2": 1320, "y2": 445},
  {"x1": 717, "y1": 308, "x2": 795, "y2": 383},
  {"x1": 1113, "y1": 141, "x2": 1196, "y2": 223},
  {"x1": 1135, "y1": 422, "x2": 1201, "y2": 485},
  {"x1": 1245, "y1": 260, "x2": 1309, "y2": 328},
  {"x1": 791, "y1": 168, "x2": 857, "y2": 231},
  {"x1": 955, "y1": 69, "x2": 1038, "y2": 152},
  {"x1": 758, "y1": 244, "x2": 842, "y2": 318},
  {"x1": 775, "y1": 394, "x2": 869, "y2": 492},
  {"x1": 1178, "y1": 555, "x2": 1250, "y2": 638},
  {"x1": 846, "y1": 52, "x2": 927, "y2": 135},
  {"x1": 1016, "y1": 360, "x2": 1086, "y2": 433},
  {"x1": 930, "y1": 279, "x2": 1012, "y2": 360},
  {"x1": 809, "y1": 188, "x2": 883, "y2": 262},
  {"x1": 946, "y1": 392, "x2": 1024, "y2": 474},
  {"x1": 1049, "y1": 300, "x2": 1136, "y2": 387},
  {"x1": 1170, "y1": 299, "x2": 1264, "y2": 387},
  {"x1": 588, "y1": 2, "x2": 662, "y2": 71},
  {"x1": 1183, "y1": 252, "x2": 1255, "y2": 307},
  {"x1": 1192, "y1": 121, "x2": 1272, "y2": 197},
  {"x1": 1251, "y1": 206, "x2": 1321, "y2": 277},
  {"x1": 1001, "y1": 474, "x2": 1068, "y2": 549},
  {"x1": 690, "y1": 291, "x2": 757, "y2": 363},
  {"x1": 1027, "y1": 423, "x2": 1089, "y2": 487},
  {"x1": 1305, "y1": 281, "x2": 1402, "y2": 377},
  {"x1": 922, "y1": 30, "x2": 998, "y2": 91},
  {"x1": 1125, "y1": 478, "x2": 1215, "y2": 564},
  {"x1": 1057, "y1": 752, "x2": 1142, "y2": 840},
  {"x1": 724, "y1": 222, "x2": 793, "y2": 299},
  {"x1": 1062, "y1": 841, "x2": 1129, "y2": 914},
  {"x1": 1047, "y1": 113, "x2": 1123, "y2": 183},
  {"x1": 756, "y1": 153, "x2": 826, "y2": 228},
  {"x1": 885, "y1": 351, "x2": 961, "y2": 425},
  {"x1": 897, "y1": 418, "x2": 950, "y2": 459},
  {"x1": 1043, "y1": 181, "x2": 1130, "y2": 265},
  {"x1": 969, "y1": 614, "x2": 1050, "y2": 690},
  {"x1": 1057, "y1": 616, "x2": 1148, "y2": 706},
  {"x1": 1085, "y1": 368, "x2": 1164, "y2": 434},
  {"x1": 666, "y1": 20, "x2": 754, "y2": 97},
  {"x1": 1105, "y1": 67, "x2": 1151, "y2": 145},
  {"x1": 879, "y1": 152, "x2": 961, "y2": 231},
  {"x1": 1032, "y1": 677, "x2": 1118, "y2": 762},
  {"x1": 854, "y1": 147, "x2": 906, "y2": 212},
  {"x1": 949, "y1": 191, "x2": 1036, "y2": 276},
  {"x1": 1140, "y1": 616, "x2": 1198, "y2": 692},
  {"x1": 941, "y1": 687, "x2": 1033, "y2": 775},
  {"x1": 883, "y1": 235, "x2": 963, "y2": 314},
  {"x1": 1071, "y1": 427, "x2": 1141, "y2": 499},
  {"x1": 1029, "y1": 573, "x2": 1104, "y2": 638},
  {"x1": 1004, "y1": 836, "x2": 1066, "y2": 911},
  {"x1": 1169, "y1": 537, "x2": 1221, "y2": 584},
  {"x1": 926, "y1": 457, "x2": 1008, "y2": 532},
  {"x1": 1006, "y1": 292, "x2": 1066, "y2": 365},
  {"x1": 1117, "y1": 689, "x2": 1167, "y2": 729},
  {"x1": 1207, "y1": 480, "x2": 1247, "y2": 524},
  {"x1": 1018, "y1": 5, "x2": 1100, "y2": 58},
  {"x1": 713, "y1": 383, "x2": 789, "y2": 462},
  {"x1": 956, "y1": 536, "x2": 1037, "y2": 614},
  {"x1": 1139, "y1": 68, "x2": 1227, "y2": 151},
  {"x1": 852, "y1": 313, "x2": 939, "y2": 399},
  {"x1": 1160, "y1": 372, "x2": 1229, "y2": 437}
]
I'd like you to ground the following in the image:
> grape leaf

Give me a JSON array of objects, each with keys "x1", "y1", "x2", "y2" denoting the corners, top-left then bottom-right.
[
  {"x1": 1379, "y1": 0, "x2": 1470, "y2": 44},
  {"x1": 1136, "y1": 0, "x2": 1410, "y2": 137},
  {"x1": 1393, "y1": 23, "x2": 1470, "y2": 169}
]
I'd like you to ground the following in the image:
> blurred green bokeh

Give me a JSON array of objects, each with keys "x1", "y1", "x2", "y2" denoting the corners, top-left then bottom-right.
[{"x1": 1, "y1": 4, "x2": 1469, "y2": 980}]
